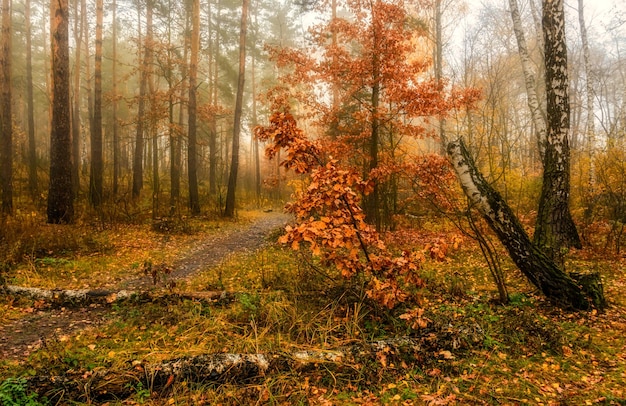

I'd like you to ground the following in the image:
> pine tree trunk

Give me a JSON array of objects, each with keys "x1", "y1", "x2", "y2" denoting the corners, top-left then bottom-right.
[
  {"x1": 26, "y1": 0, "x2": 38, "y2": 199},
  {"x1": 71, "y1": 0, "x2": 82, "y2": 197},
  {"x1": 112, "y1": 0, "x2": 119, "y2": 196},
  {"x1": 48, "y1": 0, "x2": 74, "y2": 224},
  {"x1": 208, "y1": 0, "x2": 220, "y2": 196},
  {"x1": 251, "y1": 54, "x2": 261, "y2": 205},
  {"x1": 89, "y1": 0, "x2": 104, "y2": 207},
  {"x1": 187, "y1": 0, "x2": 201, "y2": 215},
  {"x1": 448, "y1": 139, "x2": 604, "y2": 310},
  {"x1": 132, "y1": 1, "x2": 150, "y2": 199},
  {"x1": 224, "y1": 0, "x2": 249, "y2": 218},
  {"x1": 82, "y1": 0, "x2": 92, "y2": 172},
  {"x1": 0, "y1": 0, "x2": 12, "y2": 215}
]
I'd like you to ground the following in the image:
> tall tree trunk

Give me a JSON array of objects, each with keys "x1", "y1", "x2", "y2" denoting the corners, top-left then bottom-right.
[
  {"x1": 328, "y1": 0, "x2": 339, "y2": 138},
  {"x1": 224, "y1": 0, "x2": 249, "y2": 218},
  {"x1": 534, "y1": 0, "x2": 582, "y2": 265},
  {"x1": 132, "y1": 1, "x2": 150, "y2": 199},
  {"x1": 364, "y1": 2, "x2": 381, "y2": 230},
  {"x1": 208, "y1": 0, "x2": 220, "y2": 196},
  {"x1": 1, "y1": 0, "x2": 12, "y2": 215},
  {"x1": 448, "y1": 139, "x2": 603, "y2": 310},
  {"x1": 187, "y1": 0, "x2": 201, "y2": 214},
  {"x1": 168, "y1": 0, "x2": 181, "y2": 211},
  {"x1": 89, "y1": 0, "x2": 104, "y2": 207},
  {"x1": 26, "y1": 0, "x2": 37, "y2": 199},
  {"x1": 112, "y1": 0, "x2": 119, "y2": 196},
  {"x1": 251, "y1": 49, "x2": 261, "y2": 206},
  {"x1": 433, "y1": 0, "x2": 448, "y2": 155},
  {"x1": 82, "y1": 0, "x2": 92, "y2": 170},
  {"x1": 48, "y1": 0, "x2": 74, "y2": 224},
  {"x1": 149, "y1": 71, "x2": 159, "y2": 217},
  {"x1": 71, "y1": 0, "x2": 82, "y2": 197},
  {"x1": 508, "y1": 0, "x2": 547, "y2": 157},
  {"x1": 577, "y1": 0, "x2": 595, "y2": 189}
]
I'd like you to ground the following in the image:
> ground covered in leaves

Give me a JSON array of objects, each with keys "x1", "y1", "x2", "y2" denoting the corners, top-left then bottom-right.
[{"x1": 1, "y1": 212, "x2": 625, "y2": 405}]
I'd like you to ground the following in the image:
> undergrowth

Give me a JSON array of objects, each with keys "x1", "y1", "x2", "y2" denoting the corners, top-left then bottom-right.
[{"x1": 1, "y1": 215, "x2": 625, "y2": 405}]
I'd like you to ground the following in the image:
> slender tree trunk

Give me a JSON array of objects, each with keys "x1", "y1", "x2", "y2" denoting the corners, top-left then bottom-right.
[
  {"x1": 149, "y1": 72, "x2": 159, "y2": 217},
  {"x1": 251, "y1": 51, "x2": 261, "y2": 205},
  {"x1": 168, "y1": 0, "x2": 180, "y2": 210},
  {"x1": 224, "y1": 0, "x2": 249, "y2": 218},
  {"x1": 364, "y1": 2, "x2": 381, "y2": 230},
  {"x1": 26, "y1": 0, "x2": 37, "y2": 199},
  {"x1": 82, "y1": 0, "x2": 92, "y2": 168},
  {"x1": 175, "y1": 10, "x2": 188, "y2": 207},
  {"x1": 89, "y1": 0, "x2": 104, "y2": 207},
  {"x1": 48, "y1": 0, "x2": 74, "y2": 224},
  {"x1": 448, "y1": 139, "x2": 603, "y2": 310},
  {"x1": 133, "y1": 1, "x2": 150, "y2": 199},
  {"x1": 71, "y1": 0, "x2": 82, "y2": 197},
  {"x1": 208, "y1": 0, "x2": 220, "y2": 196},
  {"x1": 508, "y1": 0, "x2": 547, "y2": 157},
  {"x1": 577, "y1": 0, "x2": 595, "y2": 185},
  {"x1": 534, "y1": 0, "x2": 582, "y2": 265},
  {"x1": 187, "y1": 0, "x2": 201, "y2": 214},
  {"x1": 0, "y1": 0, "x2": 12, "y2": 215},
  {"x1": 329, "y1": 0, "x2": 339, "y2": 138},
  {"x1": 112, "y1": 0, "x2": 119, "y2": 196}
]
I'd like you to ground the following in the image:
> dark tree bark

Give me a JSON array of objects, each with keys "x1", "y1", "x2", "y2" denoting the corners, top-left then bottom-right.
[
  {"x1": 534, "y1": 0, "x2": 582, "y2": 264},
  {"x1": 89, "y1": 0, "x2": 104, "y2": 207},
  {"x1": 26, "y1": 0, "x2": 38, "y2": 199},
  {"x1": 187, "y1": 0, "x2": 200, "y2": 215},
  {"x1": 363, "y1": 2, "x2": 381, "y2": 230},
  {"x1": 224, "y1": 0, "x2": 249, "y2": 217},
  {"x1": 0, "y1": 0, "x2": 12, "y2": 215},
  {"x1": 448, "y1": 139, "x2": 604, "y2": 310},
  {"x1": 48, "y1": 0, "x2": 74, "y2": 224}
]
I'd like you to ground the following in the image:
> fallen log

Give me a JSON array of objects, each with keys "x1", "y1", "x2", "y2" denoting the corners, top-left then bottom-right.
[
  {"x1": 2, "y1": 284, "x2": 235, "y2": 307},
  {"x1": 25, "y1": 334, "x2": 470, "y2": 403}
]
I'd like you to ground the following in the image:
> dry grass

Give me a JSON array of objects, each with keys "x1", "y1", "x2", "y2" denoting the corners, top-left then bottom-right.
[{"x1": 1, "y1": 216, "x2": 626, "y2": 405}]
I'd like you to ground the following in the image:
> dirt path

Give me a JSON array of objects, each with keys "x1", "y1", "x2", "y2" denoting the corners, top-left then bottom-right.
[{"x1": 0, "y1": 212, "x2": 291, "y2": 361}]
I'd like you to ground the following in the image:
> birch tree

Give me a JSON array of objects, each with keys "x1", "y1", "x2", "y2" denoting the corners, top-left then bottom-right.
[{"x1": 534, "y1": 0, "x2": 582, "y2": 265}]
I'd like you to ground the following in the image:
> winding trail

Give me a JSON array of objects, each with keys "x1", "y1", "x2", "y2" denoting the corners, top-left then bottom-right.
[{"x1": 0, "y1": 212, "x2": 290, "y2": 361}]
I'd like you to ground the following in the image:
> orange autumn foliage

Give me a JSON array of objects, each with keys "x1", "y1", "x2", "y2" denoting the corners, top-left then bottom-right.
[{"x1": 256, "y1": 110, "x2": 424, "y2": 309}]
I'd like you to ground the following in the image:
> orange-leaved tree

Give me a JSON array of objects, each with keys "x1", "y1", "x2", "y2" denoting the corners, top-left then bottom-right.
[
  {"x1": 267, "y1": 0, "x2": 474, "y2": 231},
  {"x1": 255, "y1": 0, "x2": 478, "y2": 311},
  {"x1": 256, "y1": 109, "x2": 425, "y2": 310}
]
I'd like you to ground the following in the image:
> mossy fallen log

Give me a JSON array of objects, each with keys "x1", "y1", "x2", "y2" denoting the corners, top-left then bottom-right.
[{"x1": 25, "y1": 335, "x2": 464, "y2": 403}]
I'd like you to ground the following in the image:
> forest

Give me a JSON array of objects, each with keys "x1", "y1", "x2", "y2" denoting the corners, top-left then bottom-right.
[{"x1": 0, "y1": 0, "x2": 625, "y2": 404}]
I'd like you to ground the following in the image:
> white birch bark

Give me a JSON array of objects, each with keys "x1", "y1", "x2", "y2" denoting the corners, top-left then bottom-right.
[{"x1": 508, "y1": 0, "x2": 546, "y2": 155}]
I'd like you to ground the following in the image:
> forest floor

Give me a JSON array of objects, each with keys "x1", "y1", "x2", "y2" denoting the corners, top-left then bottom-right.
[
  {"x1": 1, "y1": 211, "x2": 625, "y2": 405},
  {"x1": 0, "y1": 210, "x2": 290, "y2": 360}
]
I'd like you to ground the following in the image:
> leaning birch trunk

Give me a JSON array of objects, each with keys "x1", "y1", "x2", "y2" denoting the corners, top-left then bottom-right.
[{"x1": 447, "y1": 139, "x2": 604, "y2": 310}]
